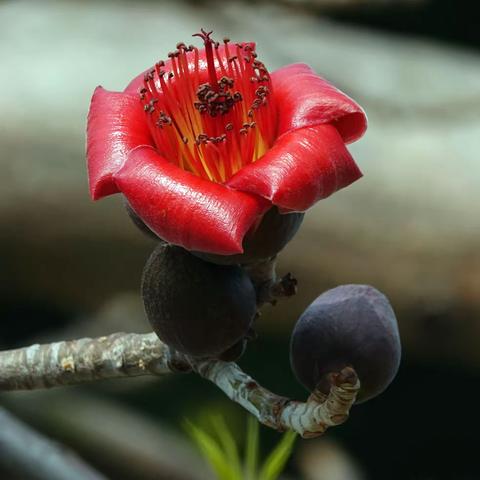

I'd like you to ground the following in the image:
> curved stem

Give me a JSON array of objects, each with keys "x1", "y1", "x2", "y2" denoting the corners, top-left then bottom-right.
[{"x1": 0, "y1": 332, "x2": 359, "y2": 438}]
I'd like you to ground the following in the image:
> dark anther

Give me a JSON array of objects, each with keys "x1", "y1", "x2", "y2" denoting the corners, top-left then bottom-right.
[
  {"x1": 139, "y1": 87, "x2": 147, "y2": 100},
  {"x1": 256, "y1": 86, "x2": 268, "y2": 97},
  {"x1": 192, "y1": 28, "x2": 214, "y2": 44}
]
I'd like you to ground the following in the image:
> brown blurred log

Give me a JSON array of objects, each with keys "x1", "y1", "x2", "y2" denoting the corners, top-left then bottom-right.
[
  {"x1": 0, "y1": 406, "x2": 105, "y2": 480},
  {"x1": 1, "y1": 391, "x2": 212, "y2": 480},
  {"x1": 278, "y1": 0, "x2": 425, "y2": 10}
]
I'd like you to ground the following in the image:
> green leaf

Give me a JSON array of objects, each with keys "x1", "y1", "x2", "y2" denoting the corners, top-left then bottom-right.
[
  {"x1": 244, "y1": 416, "x2": 259, "y2": 480},
  {"x1": 184, "y1": 419, "x2": 233, "y2": 480},
  {"x1": 210, "y1": 415, "x2": 242, "y2": 480},
  {"x1": 185, "y1": 415, "x2": 296, "y2": 480},
  {"x1": 258, "y1": 430, "x2": 297, "y2": 480}
]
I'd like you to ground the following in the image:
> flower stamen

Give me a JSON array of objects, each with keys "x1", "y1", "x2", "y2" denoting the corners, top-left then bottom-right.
[{"x1": 139, "y1": 30, "x2": 276, "y2": 183}]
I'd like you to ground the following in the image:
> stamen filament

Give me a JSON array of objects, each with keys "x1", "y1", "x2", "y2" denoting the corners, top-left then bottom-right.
[{"x1": 139, "y1": 30, "x2": 276, "y2": 183}]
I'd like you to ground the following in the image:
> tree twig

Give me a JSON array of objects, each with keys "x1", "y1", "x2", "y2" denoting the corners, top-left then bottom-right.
[
  {"x1": 0, "y1": 406, "x2": 106, "y2": 480},
  {"x1": 193, "y1": 358, "x2": 359, "y2": 438},
  {"x1": 244, "y1": 256, "x2": 297, "y2": 306},
  {"x1": 0, "y1": 333, "x2": 359, "y2": 438},
  {"x1": 0, "y1": 332, "x2": 182, "y2": 391}
]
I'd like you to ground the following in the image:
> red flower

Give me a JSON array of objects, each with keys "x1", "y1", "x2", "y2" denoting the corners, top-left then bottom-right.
[{"x1": 87, "y1": 30, "x2": 367, "y2": 255}]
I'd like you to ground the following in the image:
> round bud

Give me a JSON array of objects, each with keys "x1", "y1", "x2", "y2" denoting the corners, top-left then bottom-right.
[
  {"x1": 217, "y1": 338, "x2": 248, "y2": 362},
  {"x1": 124, "y1": 199, "x2": 159, "y2": 240},
  {"x1": 290, "y1": 284, "x2": 401, "y2": 403},
  {"x1": 194, "y1": 207, "x2": 304, "y2": 265},
  {"x1": 142, "y1": 244, "x2": 256, "y2": 358}
]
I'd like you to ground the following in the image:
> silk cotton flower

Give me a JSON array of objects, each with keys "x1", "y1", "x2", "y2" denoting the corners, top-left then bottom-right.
[{"x1": 86, "y1": 30, "x2": 367, "y2": 256}]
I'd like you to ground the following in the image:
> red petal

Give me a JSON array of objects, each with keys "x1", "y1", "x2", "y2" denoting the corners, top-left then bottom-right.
[
  {"x1": 114, "y1": 146, "x2": 269, "y2": 255},
  {"x1": 227, "y1": 124, "x2": 362, "y2": 212},
  {"x1": 271, "y1": 63, "x2": 367, "y2": 144},
  {"x1": 86, "y1": 87, "x2": 153, "y2": 200},
  {"x1": 124, "y1": 43, "x2": 256, "y2": 93}
]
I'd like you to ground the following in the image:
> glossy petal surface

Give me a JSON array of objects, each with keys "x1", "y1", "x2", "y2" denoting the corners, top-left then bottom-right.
[
  {"x1": 227, "y1": 124, "x2": 362, "y2": 212},
  {"x1": 114, "y1": 146, "x2": 269, "y2": 254},
  {"x1": 271, "y1": 63, "x2": 367, "y2": 143},
  {"x1": 86, "y1": 87, "x2": 153, "y2": 200}
]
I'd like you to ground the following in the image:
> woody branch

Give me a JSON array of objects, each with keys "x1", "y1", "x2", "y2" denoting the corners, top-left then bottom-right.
[
  {"x1": 0, "y1": 331, "x2": 359, "y2": 438},
  {"x1": 0, "y1": 261, "x2": 359, "y2": 438}
]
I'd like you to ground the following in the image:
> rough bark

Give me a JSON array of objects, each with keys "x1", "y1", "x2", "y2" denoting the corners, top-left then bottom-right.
[{"x1": 0, "y1": 333, "x2": 359, "y2": 438}]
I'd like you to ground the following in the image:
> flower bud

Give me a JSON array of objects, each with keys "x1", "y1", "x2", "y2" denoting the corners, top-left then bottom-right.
[
  {"x1": 142, "y1": 244, "x2": 256, "y2": 358},
  {"x1": 124, "y1": 199, "x2": 159, "y2": 240},
  {"x1": 290, "y1": 284, "x2": 401, "y2": 403},
  {"x1": 126, "y1": 202, "x2": 303, "y2": 265},
  {"x1": 194, "y1": 207, "x2": 304, "y2": 265}
]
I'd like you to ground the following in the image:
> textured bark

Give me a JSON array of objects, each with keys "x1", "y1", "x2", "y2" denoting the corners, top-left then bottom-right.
[
  {"x1": 0, "y1": 333, "x2": 359, "y2": 438},
  {"x1": 0, "y1": 332, "x2": 177, "y2": 390},
  {"x1": 193, "y1": 360, "x2": 359, "y2": 438}
]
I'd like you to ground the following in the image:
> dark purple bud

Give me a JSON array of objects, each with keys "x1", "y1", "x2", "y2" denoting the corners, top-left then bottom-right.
[
  {"x1": 290, "y1": 284, "x2": 401, "y2": 403},
  {"x1": 142, "y1": 244, "x2": 256, "y2": 359},
  {"x1": 194, "y1": 207, "x2": 304, "y2": 265}
]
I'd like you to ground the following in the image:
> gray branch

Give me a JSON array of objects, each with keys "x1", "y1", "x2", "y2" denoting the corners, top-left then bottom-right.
[
  {"x1": 0, "y1": 406, "x2": 106, "y2": 480},
  {"x1": 0, "y1": 332, "x2": 180, "y2": 391},
  {"x1": 0, "y1": 332, "x2": 359, "y2": 438}
]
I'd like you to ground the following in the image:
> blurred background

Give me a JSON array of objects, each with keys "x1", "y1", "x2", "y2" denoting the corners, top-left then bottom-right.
[{"x1": 1, "y1": 0, "x2": 479, "y2": 478}]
